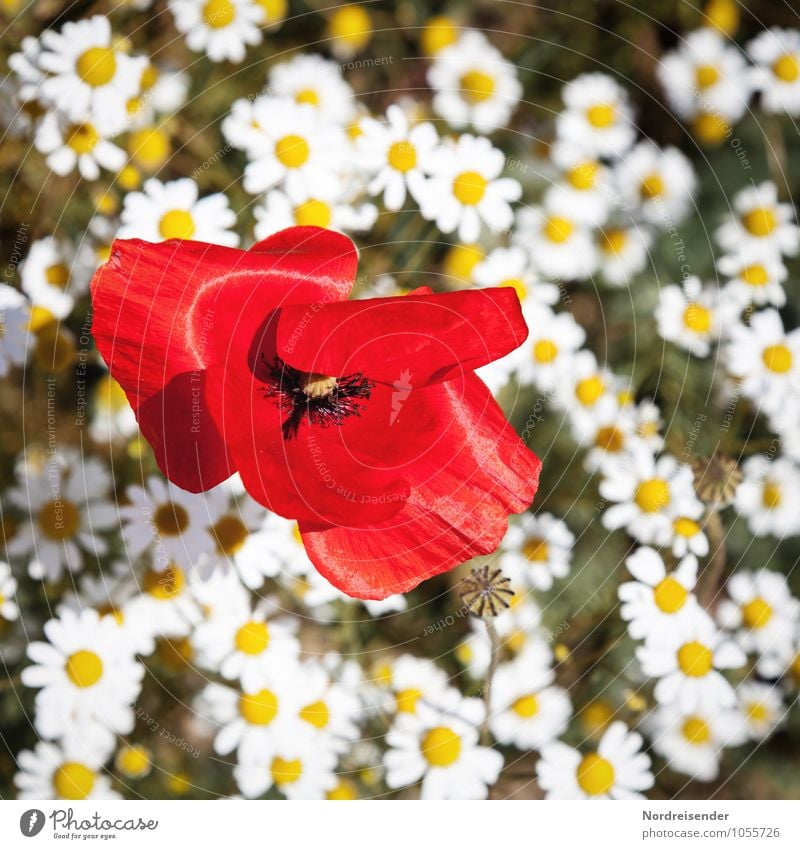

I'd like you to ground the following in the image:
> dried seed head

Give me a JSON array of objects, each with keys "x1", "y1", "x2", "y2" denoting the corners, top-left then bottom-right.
[
  {"x1": 692, "y1": 453, "x2": 741, "y2": 508},
  {"x1": 459, "y1": 564, "x2": 514, "y2": 618}
]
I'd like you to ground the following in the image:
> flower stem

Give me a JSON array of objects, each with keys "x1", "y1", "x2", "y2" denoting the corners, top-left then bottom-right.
[{"x1": 480, "y1": 618, "x2": 499, "y2": 745}]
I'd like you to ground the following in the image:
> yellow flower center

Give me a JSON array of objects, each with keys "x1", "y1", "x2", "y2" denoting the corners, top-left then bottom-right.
[
  {"x1": 452, "y1": 171, "x2": 488, "y2": 205},
  {"x1": 271, "y1": 756, "x2": 303, "y2": 786},
  {"x1": 328, "y1": 4, "x2": 372, "y2": 51},
  {"x1": 634, "y1": 478, "x2": 670, "y2": 513},
  {"x1": 420, "y1": 726, "x2": 461, "y2": 767},
  {"x1": 54, "y1": 762, "x2": 96, "y2": 800},
  {"x1": 254, "y1": 0, "x2": 287, "y2": 24},
  {"x1": 522, "y1": 537, "x2": 549, "y2": 562},
  {"x1": 460, "y1": 69, "x2": 496, "y2": 104},
  {"x1": 773, "y1": 53, "x2": 800, "y2": 82},
  {"x1": 533, "y1": 338, "x2": 559, "y2": 363},
  {"x1": 705, "y1": 0, "x2": 740, "y2": 35},
  {"x1": 76, "y1": 47, "x2": 117, "y2": 87},
  {"x1": 387, "y1": 140, "x2": 417, "y2": 173},
  {"x1": 586, "y1": 103, "x2": 615, "y2": 128},
  {"x1": 299, "y1": 699, "x2": 330, "y2": 729},
  {"x1": 159, "y1": 209, "x2": 195, "y2": 240},
  {"x1": 576, "y1": 753, "x2": 615, "y2": 795},
  {"x1": 640, "y1": 173, "x2": 665, "y2": 200},
  {"x1": 693, "y1": 112, "x2": 729, "y2": 145},
  {"x1": 742, "y1": 207, "x2": 777, "y2": 237},
  {"x1": 653, "y1": 577, "x2": 689, "y2": 614},
  {"x1": 144, "y1": 563, "x2": 186, "y2": 600},
  {"x1": 443, "y1": 243, "x2": 484, "y2": 281},
  {"x1": 511, "y1": 694, "x2": 539, "y2": 717},
  {"x1": 677, "y1": 641, "x2": 714, "y2": 677},
  {"x1": 45, "y1": 263, "x2": 70, "y2": 287},
  {"x1": 695, "y1": 63, "x2": 720, "y2": 89},
  {"x1": 682, "y1": 716, "x2": 711, "y2": 745},
  {"x1": 118, "y1": 164, "x2": 141, "y2": 191},
  {"x1": 153, "y1": 501, "x2": 190, "y2": 536},
  {"x1": 762, "y1": 343, "x2": 793, "y2": 373},
  {"x1": 212, "y1": 515, "x2": 250, "y2": 556},
  {"x1": 762, "y1": 481, "x2": 782, "y2": 508},
  {"x1": 746, "y1": 701, "x2": 769, "y2": 722},
  {"x1": 38, "y1": 499, "x2": 79, "y2": 540},
  {"x1": 741, "y1": 597, "x2": 772, "y2": 629},
  {"x1": 595, "y1": 426, "x2": 625, "y2": 452},
  {"x1": 239, "y1": 689, "x2": 279, "y2": 725},
  {"x1": 543, "y1": 216, "x2": 574, "y2": 244},
  {"x1": 673, "y1": 516, "x2": 700, "y2": 538},
  {"x1": 601, "y1": 228, "x2": 627, "y2": 255},
  {"x1": 421, "y1": 15, "x2": 458, "y2": 54},
  {"x1": 295, "y1": 87, "x2": 320, "y2": 105},
  {"x1": 581, "y1": 699, "x2": 614, "y2": 734},
  {"x1": 129, "y1": 127, "x2": 170, "y2": 171},
  {"x1": 275, "y1": 134, "x2": 310, "y2": 168},
  {"x1": 141, "y1": 63, "x2": 159, "y2": 91},
  {"x1": 117, "y1": 745, "x2": 150, "y2": 777},
  {"x1": 235, "y1": 620, "x2": 270, "y2": 655},
  {"x1": 567, "y1": 162, "x2": 599, "y2": 190},
  {"x1": 65, "y1": 650, "x2": 103, "y2": 688},
  {"x1": 327, "y1": 779, "x2": 358, "y2": 799},
  {"x1": 683, "y1": 303, "x2": 712, "y2": 333},
  {"x1": 66, "y1": 122, "x2": 99, "y2": 154},
  {"x1": 202, "y1": 0, "x2": 236, "y2": 28},
  {"x1": 34, "y1": 325, "x2": 76, "y2": 372},
  {"x1": 741, "y1": 263, "x2": 770, "y2": 286},
  {"x1": 395, "y1": 687, "x2": 423, "y2": 713},
  {"x1": 499, "y1": 277, "x2": 527, "y2": 301},
  {"x1": 294, "y1": 199, "x2": 332, "y2": 228},
  {"x1": 575, "y1": 375, "x2": 605, "y2": 406}
]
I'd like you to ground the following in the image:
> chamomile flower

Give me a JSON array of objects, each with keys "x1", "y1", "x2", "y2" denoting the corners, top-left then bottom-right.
[
  {"x1": 15, "y1": 740, "x2": 119, "y2": 800},
  {"x1": 0, "y1": 285, "x2": 32, "y2": 376},
  {"x1": 384, "y1": 654, "x2": 451, "y2": 716},
  {"x1": 556, "y1": 73, "x2": 636, "y2": 158},
  {"x1": 21, "y1": 608, "x2": 144, "y2": 746},
  {"x1": 169, "y1": 0, "x2": 264, "y2": 63},
  {"x1": 472, "y1": 246, "x2": 559, "y2": 308},
  {"x1": 736, "y1": 681, "x2": 784, "y2": 740},
  {"x1": 615, "y1": 142, "x2": 696, "y2": 227},
  {"x1": 0, "y1": 560, "x2": 19, "y2": 621},
  {"x1": 558, "y1": 350, "x2": 624, "y2": 433},
  {"x1": 19, "y1": 236, "x2": 76, "y2": 321},
  {"x1": 515, "y1": 203, "x2": 598, "y2": 281},
  {"x1": 356, "y1": 105, "x2": 439, "y2": 211},
  {"x1": 717, "y1": 569, "x2": 800, "y2": 658},
  {"x1": 601, "y1": 448, "x2": 702, "y2": 545},
  {"x1": 513, "y1": 304, "x2": 586, "y2": 391},
  {"x1": 571, "y1": 396, "x2": 641, "y2": 472},
  {"x1": 115, "y1": 744, "x2": 152, "y2": 780},
  {"x1": 655, "y1": 276, "x2": 728, "y2": 358},
  {"x1": 384, "y1": 689, "x2": 502, "y2": 799},
  {"x1": 647, "y1": 704, "x2": 746, "y2": 781},
  {"x1": 414, "y1": 134, "x2": 521, "y2": 243},
  {"x1": 716, "y1": 182, "x2": 800, "y2": 257},
  {"x1": 118, "y1": 178, "x2": 240, "y2": 246},
  {"x1": 428, "y1": 30, "x2": 521, "y2": 133},
  {"x1": 547, "y1": 143, "x2": 613, "y2": 226},
  {"x1": 293, "y1": 660, "x2": 362, "y2": 752},
  {"x1": 119, "y1": 476, "x2": 216, "y2": 570},
  {"x1": 489, "y1": 646, "x2": 571, "y2": 749},
  {"x1": 234, "y1": 737, "x2": 338, "y2": 799},
  {"x1": 499, "y1": 513, "x2": 574, "y2": 592},
  {"x1": 618, "y1": 547, "x2": 700, "y2": 642},
  {"x1": 747, "y1": 28, "x2": 800, "y2": 115},
  {"x1": 124, "y1": 562, "x2": 203, "y2": 640},
  {"x1": 717, "y1": 246, "x2": 788, "y2": 307},
  {"x1": 596, "y1": 223, "x2": 652, "y2": 287},
  {"x1": 636, "y1": 609, "x2": 746, "y2": 711},
  {"x1": 268, "y1": 54, "x2": 356, "y2": 125},
  {"x1": 34, "y1": 111, "x2": 126, "y2": 181},
  {"x1": 536, "y1": 721, "x2": 653, "y2": 799},
  {"x1": 327, "y1": 4, "x2": 372, "y2": 60},
  {"x1": 35, "y1": 15, "x2": 147, "y2": 132},
  {"x1": 665, "y1": 511, "x2": 710, "y2": 558}
]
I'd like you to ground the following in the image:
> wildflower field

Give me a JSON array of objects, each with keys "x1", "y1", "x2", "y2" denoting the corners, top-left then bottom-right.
[{"x1": 1, "y1": 0, "x2": 799, "y2": 802}]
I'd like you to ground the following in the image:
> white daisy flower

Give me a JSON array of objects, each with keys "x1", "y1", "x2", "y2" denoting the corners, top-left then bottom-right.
[
  {"x1": 558, "y1": 350, "x2": 625, "y2": 434},
  {"x1": 547, "y1": 143, "x2": 614, "y2": 226},
  {"x1": 7, "y1": 456, "x2": 116, "y2": 581},
  {"x1": 15, "y1": 740, "x2": 119, "y2": 801},
  {"x1": 115, "y1": 743, "x2": 152, "y2": 780},
  {"x1": 647, "y1": 704, "x2": 746, "y2": 782},
  {"x1": 0, "y1": 285, "x2": 32, "y2": 376},
  {"x1": 119, "y1": 476, "x2": 217, "y2": 570},
  {"x1": 35, "y1": 15, "x2": 147, "y2": 132},
  {"x1": 384, "y1": 654, "x2": 451, "y2": 716},
  {"x1": 385, "y1": 689, "x2": 503, "y2": 799},
  {"x1": 636, "y1": 609, "x2": 746, "y2": 711},
  {"x1": 124, "y1": 562, "x2": 203, "y2": 640},
  {"x1": 356, "y1": 104, "x2": 439, "y2": 211},
  {"x1": 747, "y1": 28, "x2": 800, "y2": 115},
  {"x1": 292, "y1": 660, "x2": 362, "y2": 753},
  {"x1": 19, "y1": 236, "x2": 76, "y2": 320},
  {"x1": 428, "y1": 29, "x2": 521, "y2": 133},
  {"x1": 515, "y1": 203, "x2": 598, "y2": 281},
  {"x1": 118, "y1": 177, "x2": 240, "y2": 245},
  {"x1": 536, "y1": 721, "x2": 653, "y2": 799},
  {"x1": 655, "y1": 276, "x2": 730, "y2": 358},
  {"x1": 513, "y1": 303, "x2": 586, "y2": 391},
  {"x1": 718, "y1": 568, "x2": 800, "y2": 659},
  {"x1": 571, "y1": 395, "x2": 641, "y2": 472},
  {"x1": 472, "y1": 246, "x2": 559, "y2": 309},
  {"x1": 489, "y1": 645, "x2": 571, "y2": 749},
  {"x1": 34, "y1": 111, "x2": 126, "y2": 181},
  {"x1": 665, "y1": 511, "x2": 710, "y2": 558},
  {"x1": 716, "y1": 182, "x2": 800, "y2": 258},
  {"x1": 234, "y1": 736, "x2": 338, "y2": 799},
  {"x1": 414, "y1": 134, "x2": 521, "y2": 243},
  {"x1": 618, "y1": 547, "x2": 701, "y2": 642},
  {"x1": 556, "y1": 73, "x2": 636, "y2": 158},
  {"x1": 657, "y1": 27, "x2": 752, "y2": 123},
  {"x1": 718, "y1": 246, "x2": 788, "y2": 307},
  {"x1": 499, "y1": 513, "x2": 574, "y2": 593},
  {"x1": 21, "y1": 608, "x2": 144, "y2": 747},
  {"x1": 736, "y1": 681, "x2": 784, "y2": 740},
  {"x1": 0, "y1": 560, "x2": 19, "y2": 621},
  {"x1": 268, "y1": 53, "x2": 356, "y2": 125},
  {"x1": 601, "y1": 447, "x2": 703, "y2": 545},
  {"x1": 169, "y1": 0, "x2": 264, "y2": 63},
  {"x1": 596, "y1": 224, "x2": 652, "y2": 287},
  {"x1": 615, "y1": 142, "x2": 696, "y2": 227},
  {"x1": 135, "y1": 61, "x2": 190, "y2": 118}
]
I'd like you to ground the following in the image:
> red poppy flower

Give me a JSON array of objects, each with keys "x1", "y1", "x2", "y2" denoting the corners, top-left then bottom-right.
[{"x1": 90, "y1": 226, "x2": 541, "y2": 599}]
